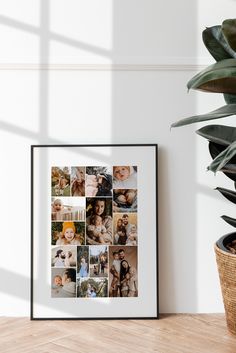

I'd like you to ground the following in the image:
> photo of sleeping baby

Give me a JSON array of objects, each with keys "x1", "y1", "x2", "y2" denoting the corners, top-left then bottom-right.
[
  {"x1": 85, "y1": 166, "x2": 112, "y2": 197},
  {"x1": 51, "y1": 246, "x2": 77, "y2": 268},
  {"x1": 113, "y1": 213, "x2": 138, "y2": 246},
  {"x1": 51, "y1": 167, "x2": 71, "y2": 196},
  {"x1": 109, "y1": 246, "x2": 138, "y2": 298},
  {"x1": 113, "y1": 166, "x2": 137, "y2": 189},
  {"x1": 51, "y1": 197, "x2": 85, "y2": 221},
  {"x1": 86, "y1": 198, "x2": 113, "y2": 245},
  {"x1": 77, "y1": 246, "x2": 89, "y2": 278},
  {"x1": 113, "y1": 189, "x2": 137, "y2": 213},
  {"x1": 71, "y1": 167, "x2": 85, "y2": 196},
  {"x1": 77, "y1": 277, "x2": 108, "y2": 298},
  {"x1": 89, "y1": 245, "x2": 108, "y2": 277},
  {"x1": 51, "y1": 268, "x2": 76, "y2": 298},
  {"x1": 51, "y1": 221, "x2": 85, "y2": 246}
]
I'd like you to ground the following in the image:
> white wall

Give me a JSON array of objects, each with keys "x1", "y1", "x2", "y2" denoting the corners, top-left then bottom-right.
[{"x1": 0, "y1": 0, "x2": 234, "y2": 315}]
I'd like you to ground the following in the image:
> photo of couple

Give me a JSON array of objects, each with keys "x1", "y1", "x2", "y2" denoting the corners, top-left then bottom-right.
[
  {"x1": 77, "y1": 278, "x2": 108, "y2": 298},
  {"x1": 51, "y1": 246, "x2": 77, "y2": 268},
  {"x1": 113, "y1": 213, "x2": 137, "y2": 246},
  {"x1": 109, "y1": 247, "x2": 138, "y2": 297}
]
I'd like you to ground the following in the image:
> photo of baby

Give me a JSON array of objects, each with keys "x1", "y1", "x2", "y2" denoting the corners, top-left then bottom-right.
[
  {"x1": 77, "y1": 246, "x2": 89, "y2": 278},
  {"x1": 113, "y1": 213, "x2": 138, "y2": 246},
  {"x1": 51, "y1": 246, "x2": 77, "y2": 268},
  {"x1": 77, "y1": 278, "x2": 108, "y2": 298},
  {"x1": 51, "y1": 167, "x2": 71, "y2": 196},
  {"x1": 86, "y1": 166, "x2": 112, "y2": 197},
  {"x1": 89, "y1": 245, "x2": 108, "y2": 277},
  {"x1": 51, "y1": 221, "x2": 85, "y2": 245},
  {"x1": 109, "y1": 246, "x2": 138, "y2": 297},
  {"x1": 51, "y1": 197, "x2": 85, "y2": 221},
  {"x1": 113, "y1": 166, "x2": 137, "y2": 189},
  {"x1": 113, "y1": 189, "x2": 137, "y2": 213},
  {"x1": 71, "y1": 167, "x2": 85, "y2": 196},
  {"x1": 51, "y1": 268, "x2": 76, "y2": 298}
]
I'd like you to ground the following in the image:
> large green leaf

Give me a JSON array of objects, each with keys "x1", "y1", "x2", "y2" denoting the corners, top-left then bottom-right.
[
  {"x1": 197, "y1": 124, "x2": 236, "y2": 145},
  {"x1": 216, "y1": 187, "x2": 236, "y2": 204},
  {"x1": 224, "y1": 93, "x2": 236, "y2": 104},
  {"x1": 171, "y1": 104, "x2": 236, "y2": 128},
  {"x1": 222, "y1": 19, "x2": 236, "y2": 52},
  {"x1": 221, "y1": 215, "x2": 236, "y2": 228},
  {"x1": 187, "y1": 58, "x2": 236, "y2": 94},
  {"x1": 202, "y1": 25, "x2": 236, "y2": 61},
  {"x1": 208, "y1": 141, "x2": 236, "y2": 172},
  {"x1": 209, "y1": 141, "x2": 236, "y2": 181}
]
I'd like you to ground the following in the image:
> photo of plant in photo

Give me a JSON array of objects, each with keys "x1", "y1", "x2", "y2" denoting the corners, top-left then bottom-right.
[
  {"x1": 77, "y1": 246, "x2": 89, "y2": 278},
  {"x1": 51, "y1": 246, "x2": 77, "y2": 268},
  {"x1": 113, "y1": 166, "x2": 137, "y2": 189},
  {"x1": 77, "y1": 277, "x2": 108, "y2": 298},
  {"x1": 51, "y1": 268, "x2": 76, "y2": 298},
  {"x1": 113, "y1": 189, "x2": 137, "y2": 213},
  {"x1": 86, "y1": 198, "x2": 113, "y2": 245},
  {"x1": 51, "y1": 221, "x2": 85, "y2": 245},
  {"x1": 51, "y1": 167, "x2": 71, "y2": 196},
  {"x1": 51, "y1": 197, "x2": 85, "y2": 221},
  {"x1": 113, "y1": 213, "x2": 137, "y2": 246},
  {"x1": 89, "y1": 245, "x2": 108, "y2": 277},
  {"x1": 86, "y1": 166, "x2": 112, "y2": 197},
  {"x1": 109, "y1": 246, "x2": 138, "y2": 298},
  {"x1": 71, "y1": 167, "x2": 85, "y2": 196}
]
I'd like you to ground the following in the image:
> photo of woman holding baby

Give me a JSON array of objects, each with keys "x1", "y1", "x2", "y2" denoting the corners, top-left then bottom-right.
[
  {"x1": 86, "y1": 198, "x2": 113, "y2": 245},
  {"x1": 86, "y1": 166, "x2": 112, "y2": 197}
]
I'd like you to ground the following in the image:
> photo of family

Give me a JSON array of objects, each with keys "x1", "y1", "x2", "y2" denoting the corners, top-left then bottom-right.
[
  {"x1": 77, "y1": 246, "x2": 89, "y2": 278},
  {"x1": 51, "y1": 246, "x2": 77, "y2": 268},
  {"x1": 89, "y1": 246, "x2": 108, "y2": 277},
  {"x1": 51, "y1": 197, "x2": 85, "y2": 221},
  {"x1": 51, "y1": 167, "x2": 71, "y2": 196},
  {"x1": 51, "y1": 268, "x2": 76, "y2": 298},
  {"x1": 86, "y1": 198, "x2": 113, "y2": 245},
  {"x1": 71, "y1": 167, "x2": 85, "y2": 196},
  {"x1": 113, "y1": 166, "x2": 137, "y2": 189},
  {"x1": 77, "y1": 278, "x2": 108, "y2": 298},
  {"x1": 109, "y1": 246, "x2": 138, "y2": 297},
  {"x1": 113, "y1": 189, "x2": 137, "y2": 213},
  {"x1": 113, "y1": 213, "x2": 137, "y2": 246},
  {"x1": 85, "y1": 166, "x2": 112, "y2": 197},
  {"x1": 51, "y1": 221, "x2": 85, "y2": 245}
]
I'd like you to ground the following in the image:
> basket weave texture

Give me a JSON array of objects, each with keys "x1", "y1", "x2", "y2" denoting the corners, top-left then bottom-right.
[{"x1": 215, "y1": 244, "x2": 236, "y2": 335}]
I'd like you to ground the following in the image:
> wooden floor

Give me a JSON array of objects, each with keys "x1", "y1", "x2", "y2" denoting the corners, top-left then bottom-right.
[{"x1": 1, "y1": 315, "x2": 236, "y2": 353}]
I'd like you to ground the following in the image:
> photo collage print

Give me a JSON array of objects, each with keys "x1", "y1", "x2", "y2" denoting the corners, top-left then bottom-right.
[{"x1": 51, "y1": 166, "x2": 138, "y2": 298}]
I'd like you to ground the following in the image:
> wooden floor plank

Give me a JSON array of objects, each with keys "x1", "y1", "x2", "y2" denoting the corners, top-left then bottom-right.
[{"x1": 0, "y1": 315, "x2": 236, "y2": 353}]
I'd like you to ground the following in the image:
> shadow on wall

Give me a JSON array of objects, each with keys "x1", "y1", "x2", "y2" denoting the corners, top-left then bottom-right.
[{"x1": 0, "y1": 0, "x2": 199, "y2": 314}]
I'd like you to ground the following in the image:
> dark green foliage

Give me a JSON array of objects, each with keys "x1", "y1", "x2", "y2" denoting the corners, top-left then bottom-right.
[{"x1": 172, "y1": 18, "x2": 236, "y2": 240}]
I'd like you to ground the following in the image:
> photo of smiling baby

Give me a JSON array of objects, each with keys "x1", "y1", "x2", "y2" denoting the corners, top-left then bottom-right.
[
  {"x1": 113, "y1": 166, "x2": 137, "y2": 189},
  {"x1": 51, "y1": 221, "x2": 85, "y2": 245}
]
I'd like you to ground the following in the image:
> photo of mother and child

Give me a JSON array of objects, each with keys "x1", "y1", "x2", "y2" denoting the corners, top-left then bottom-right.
[
  {"x1": 109, "y1": 247, "x2": 138, "y2": 297},
  {"x1": 86, "y1": 198, "x2": 113, "y2": 245}
]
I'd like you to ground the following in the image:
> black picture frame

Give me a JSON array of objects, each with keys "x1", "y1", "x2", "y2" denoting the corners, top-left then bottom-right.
[{"x1": 31, "y1": 144, "x2": 158, "y2": 320}]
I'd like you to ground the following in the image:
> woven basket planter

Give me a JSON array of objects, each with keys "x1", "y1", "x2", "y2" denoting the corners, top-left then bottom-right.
[{"x1": 215, "y1": 239, "x2": 236, "y2": 335}]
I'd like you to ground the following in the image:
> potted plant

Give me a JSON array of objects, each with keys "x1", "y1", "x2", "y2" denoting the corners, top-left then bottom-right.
[{"x1": 172, "y1": 19, "x2": 236, "y2": 334}]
